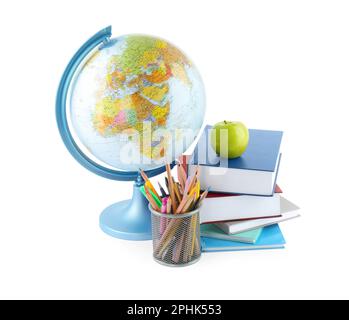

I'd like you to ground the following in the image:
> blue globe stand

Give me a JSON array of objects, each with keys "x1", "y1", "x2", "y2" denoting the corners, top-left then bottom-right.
[
  {"x1": 56, "y1": 26, "x2": 171, "y2": 241},
  {"x1": 99, "y1": 176, "x2": 153, "y2": 240}
]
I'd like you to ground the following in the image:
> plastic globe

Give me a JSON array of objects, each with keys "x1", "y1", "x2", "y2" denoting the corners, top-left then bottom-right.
[
  {"x1": 70, "y1": 33, "x2": 205, "y2": 171},
  {"x1": 56, "y1": 26, "x2": 205, "y2": 240}
]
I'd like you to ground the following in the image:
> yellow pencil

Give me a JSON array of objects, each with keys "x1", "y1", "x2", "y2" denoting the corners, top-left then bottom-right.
[
  {"x1": 172, "y1": 178, "x2": 182, "y2": 203},
  {"x1": 190, "y1": 215, "x2": 198, "y2": 257},
  {"x1": 145, "y1": 180, "x2": 161, "y2": 201},
  {"x1": 187, "y1": 166, "x2": 198, "y2": 193},
  {"x1": 188, "y1": 182, "x2": 198, "y2": 198},
  {"x1": 145, "y1": 187, "x2": 160, "y2": 212},
  {"x1": 140, "y1": 169, "x2": 161, "y2": 200},
  {"x1": 196, "y1": 180, "x2": 200, "y2": 200},
  {"x1": 197, "y1": 187, "x2": 210, "y2": 206}
]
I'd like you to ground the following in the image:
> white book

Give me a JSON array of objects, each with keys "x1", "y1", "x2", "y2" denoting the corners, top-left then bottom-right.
[
  {"x1": 215, "y1": 196, "x2": 300, "y2": 234},
  {"x1": 192, "y1": 160, "x2": 280, "y2": 196},
  {"x1": 199, "y1": 192, "x2": 281, "y2": 224}
]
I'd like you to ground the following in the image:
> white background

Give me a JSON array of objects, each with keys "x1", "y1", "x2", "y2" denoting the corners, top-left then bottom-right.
[{"x1": 1, "y1": 0, "x2": 348, "y2": 299}]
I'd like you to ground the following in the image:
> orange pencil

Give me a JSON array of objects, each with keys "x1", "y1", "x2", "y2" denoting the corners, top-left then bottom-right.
[{"x1": 139, "y1": 169, "x2": 149, "y2": 182}]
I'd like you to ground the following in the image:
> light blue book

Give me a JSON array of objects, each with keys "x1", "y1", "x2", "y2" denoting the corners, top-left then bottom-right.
[
  {"x1": 201, "y1": 224, "x2": 285, "y2": 252},
  {"x1": 200, "y1": 224, "x2": 262, "y2": 244}
]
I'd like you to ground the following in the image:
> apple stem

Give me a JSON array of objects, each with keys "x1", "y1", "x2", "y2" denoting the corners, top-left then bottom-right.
[{"x1": 224, "y1": 120, "x2": 227, "y2": 124}]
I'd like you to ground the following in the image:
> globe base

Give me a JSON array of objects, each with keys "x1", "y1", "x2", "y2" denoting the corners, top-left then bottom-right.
[{"x1": 99, "y1": 181, "x2": 152, "y2": 240}]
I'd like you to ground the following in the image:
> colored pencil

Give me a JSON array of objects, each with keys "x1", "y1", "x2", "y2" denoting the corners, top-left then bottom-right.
[
  {"x1": 145, "y1": 180, "x2": 161, "y2": 200},
  {"x1": 139, "y1": 169, "x2": 149, "y2": 182},
  {"x1": 166, "y1": 198, "x2": 172, "y2": 214},
  {"x1": 190, "y1": 215, "x2": 198, "y2": 257},
  {"x1": 141, "y1": 161, "x2": 205, "y2": 263},
  {"x1": 179, "y1": 155, "x2": 188, "y2": 176},
  {"x1": 181, "y1": 194, "x2": 195, "y2": 213},
  {"x1": 140, "y1": 169, "x2": 161, "y2": 199},
  {"x1": 177, "y1": 163, "x2": 187, "y2": 190},
  {"x1": 187, "y1": 167, "x2": 198, "y2": 193},
  {"x1": 158, "y1": 182, "x2": 167, "y2": 198},
  {"x1": 173, "y1": 230, "x2": 185, "y2": 263},
  {"x1": 172, "y1": 177, "x2": 182, "y2": 203},
  {"x1": 166, "y1": 164, "x2": 178, "y2": 213},
  {"x1": 145, "y1": 187, "x2": 160, "y2": 211},
  {"x1": 160, "y1": 197, "x2": 168, "y2": 234},
  {"x1": 195, "y1": 187, "x2": 210, "y2": 208}
]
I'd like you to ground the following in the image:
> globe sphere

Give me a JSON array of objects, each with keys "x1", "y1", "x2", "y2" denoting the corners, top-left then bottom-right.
[{"x1": 70, "y1": 34, "x2": 205, "y2": 171}]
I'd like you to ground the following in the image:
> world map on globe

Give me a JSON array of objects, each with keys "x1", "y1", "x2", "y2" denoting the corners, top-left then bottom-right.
[{"x1": 70, "y1": 34, "x2": 205, "y2": 171}]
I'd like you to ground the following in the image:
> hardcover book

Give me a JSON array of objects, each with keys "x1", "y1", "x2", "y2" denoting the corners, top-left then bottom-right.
[{"x1": 189, "y1": 125, "x2": 283, "y2": 196}]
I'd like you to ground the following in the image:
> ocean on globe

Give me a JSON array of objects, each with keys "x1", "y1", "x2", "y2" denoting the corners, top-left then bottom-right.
[{"x1": 70, "y1": 34, "x2": 205, "y2": 171}]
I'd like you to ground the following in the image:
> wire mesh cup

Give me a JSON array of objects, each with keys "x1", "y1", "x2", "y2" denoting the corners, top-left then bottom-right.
[{"x1": 149, "y1": 205, "x2": 201, "y2": 267}]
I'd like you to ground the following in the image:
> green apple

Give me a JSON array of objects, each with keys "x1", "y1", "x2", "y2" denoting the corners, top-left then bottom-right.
[{"x1": 210, "y1": 121, "x2": 249, "y2": 158}]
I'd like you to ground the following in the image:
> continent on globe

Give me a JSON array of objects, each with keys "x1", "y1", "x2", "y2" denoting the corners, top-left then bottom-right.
[
  {"x1": 70, "y1": 34, "x2": 205, "y2": 171},
  {"x1": 92, "y1": 35, "x2": 192, "y2": 160}
]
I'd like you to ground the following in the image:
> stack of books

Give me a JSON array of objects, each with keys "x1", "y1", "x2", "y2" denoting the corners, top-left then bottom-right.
[{"x1": 188, "y1": 125, "x2": 300, "y2": 252}]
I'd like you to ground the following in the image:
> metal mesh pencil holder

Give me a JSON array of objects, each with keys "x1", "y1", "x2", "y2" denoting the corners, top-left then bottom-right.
[{"x1": 149, "y1": 205, "x2": 201, "y2": 267}]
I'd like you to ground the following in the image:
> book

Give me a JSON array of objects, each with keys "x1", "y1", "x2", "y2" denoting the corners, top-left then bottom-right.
[
  {"x1": 199, "y1": 185, "x2": 282, "y2": 224},
  {"x1": 215, "y1": 196, "x2": 300, "y2": 234},
  {"x1": 201, "y1": 224, "x2": 285, "y2": 252},
  {"x1": 189, "y1": 125, "x2": 283, "y2": 196},
  {"x1": 200, "y1": 224, "x2": 262, "y2": 244}
]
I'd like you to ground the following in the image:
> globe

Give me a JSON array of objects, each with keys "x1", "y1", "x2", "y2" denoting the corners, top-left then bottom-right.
[
  {"x1": 70, "y1": 33, "x2": 205, "y2": 171},
  {"x1": 56, "y1": 26, "x2": 206, "y2": 240}
]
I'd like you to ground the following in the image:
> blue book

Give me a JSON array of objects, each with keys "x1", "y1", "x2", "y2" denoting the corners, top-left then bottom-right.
[
  {"x1": 201, "y1": 224, "x2": 285, "y2": 252},
  {"x1": 189, "y1": 125, "x2": 283, "y2": 195},
  {"x1": 200, "y1": 224, "x2": 263, "y2": 244}
]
